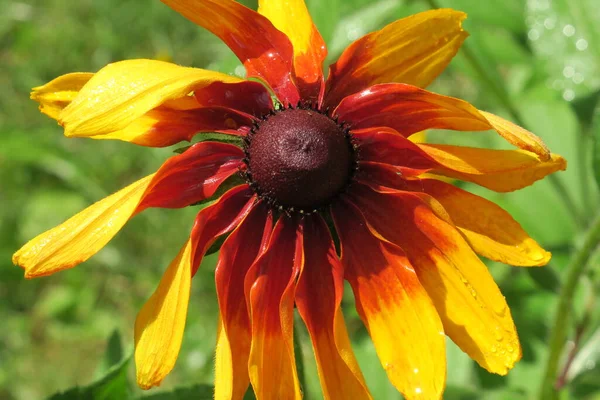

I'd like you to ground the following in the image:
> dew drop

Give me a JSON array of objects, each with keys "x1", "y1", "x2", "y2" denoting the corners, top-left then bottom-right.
[
  {"x1": 576, "y1": 38, "x2": 589, "y2": 51},
  {"x1": 573, "y1": 73, "x2": 584, "y2": 84},
  {"x1": 415, "y1": 387, "x2": 423, "y2": 394},
  {"x1": 562, "y1": 24, "x2": 575, "y2": 37},
  {"x1": 528, "y1": 29, "x2": 540, "y2": 41},
  {"x1": 562, "y1": 89, "x2": 575, "y2": 101},
  {"x1": 563, "y1": 65, "x2": 575, "y2": 78}
]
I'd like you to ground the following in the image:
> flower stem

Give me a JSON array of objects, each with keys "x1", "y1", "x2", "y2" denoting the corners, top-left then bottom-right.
[
  {"x1": 538, "y1": 212, "x2": 600, "y2": 400},
  {"x1": 424, "y1": 0, "x2": 584, "y2": 226}
]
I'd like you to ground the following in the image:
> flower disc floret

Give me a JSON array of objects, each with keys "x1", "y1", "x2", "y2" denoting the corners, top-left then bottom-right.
[{"x1": 244, "y1": 107, "x2": 355, "y2": 212}]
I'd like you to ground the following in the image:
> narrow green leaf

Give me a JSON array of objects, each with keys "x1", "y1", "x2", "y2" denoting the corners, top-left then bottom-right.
[
  {"x1": 139, "y1": 384, "x2": 214, "y2": 400},
  {"x1": 592, "y1": 102, "x2": 600, "y2": 189},
  {"x1": 48, "y1": 357, "x2": 132, "y2": 400},
  {"x1": 94, "y1": 330, "x2": 124, "y2": 379}
]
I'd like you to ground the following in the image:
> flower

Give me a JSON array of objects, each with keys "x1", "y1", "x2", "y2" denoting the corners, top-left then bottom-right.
[{"x1": 14, "y1": 0, "x2": 566, "y2": 399}]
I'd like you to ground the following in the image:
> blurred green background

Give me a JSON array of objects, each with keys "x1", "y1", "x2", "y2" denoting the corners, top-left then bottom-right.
[{"x1": 1, "y1": 0, "x2": 600, "y2": 399}]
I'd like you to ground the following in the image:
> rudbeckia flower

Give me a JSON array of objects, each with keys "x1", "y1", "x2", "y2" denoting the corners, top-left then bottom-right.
[{"x1": 14, "y1": 1, "x2": 566, "y2": 399}]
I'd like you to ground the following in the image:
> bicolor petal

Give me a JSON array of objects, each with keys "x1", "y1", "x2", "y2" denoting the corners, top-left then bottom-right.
[
  {"x1": 134, "y1": 239, "x2": 192, "y2": 389},
  {"x1": 30, "y1": 72, "x2": 93, "y2": 119},
  {"x1": 215, "y1": 204, "x2": 273, "y2": 400},
  {"x1": 336, "y1": 83, "x2": 551, "y2": 160},
  {"x1": 258, "y1": 0, "x2": 327, "y2": 103},
  {"x1": 349, "y1": 184, "x2": 522, "y2": 375},
  {"x1": 325, "y1": 9, "x2": 467, "y2": 107},
  {"x1": 332, "y1": 200, "x2": 446, "y2": 400},
  {"x1": 419, "y1": 144, "x2": 566, "y2": 192},
  {"x1": 296, "y1": 215, "x2": 371, "y2": 400},
  {"x1": 13, "y1": 142, "x2": 243, "y2": 278},
  {"x1": 414, "y1": 179, "x2": 551, "y2": 266},
  {"x1": 245, "y1": 217, "x2": 303, "y2": 400},
  {"x1": 160, "y1": 0, "x2": 300, "y2": 105},
  {"x1": 59, "y1": 59, "x2": 247, "y2": 138}
]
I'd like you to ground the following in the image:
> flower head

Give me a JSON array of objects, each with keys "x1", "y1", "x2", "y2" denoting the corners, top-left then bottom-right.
[{"x1": 15, "y1": 1, "x2": 566, "y2": 399}]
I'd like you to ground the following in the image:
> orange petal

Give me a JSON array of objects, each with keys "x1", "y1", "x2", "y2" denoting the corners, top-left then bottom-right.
[
  {"x1": 335, "y1": 83, "x2": 551, "y2": 160},
  {"x1": 258, "y1": 0, "x2": 327, "y2": 103},
  {"x1": 325, "y1": 9, "x2": 467, "y2": 107},
  {"x1": 30, "y1": 72, "x2": 93, "y2": 119},
  {"x1": 59, "y1": 59, "x2": 247, "y2": 138},
  {"x1": 418, "y1": 144, "x2": 566, "y2": 192},
  {"x1": 13, "y1": 142, "x2": 243, "y2": 278},
  {"x1": 245, "y1": 216, "x2": 303, "y2": 400},
  {"x1": 415, "y1": 179, "x2": 551, "y2": 266},
  {"x1": 135, "y1": 239, "x2": 192, "y2": 389},
  {"x1": 349, "y1": 184, "x2": 522, "y2": 375},
  {"x1": 161, "y1": 0, "x2": 300, "y2": 105},
  {"x1": 332, "y1": 200, "x2": 446, "y2": 400},
  {"x1": 190, "y1": 185, "x2": 257, "y2": 276},
  {"x1": 215, "y1": 204, "x2": 273, "y2": 400},
  {"x1": 296, "y1": 215, "x2": 371, "y2": 400}
]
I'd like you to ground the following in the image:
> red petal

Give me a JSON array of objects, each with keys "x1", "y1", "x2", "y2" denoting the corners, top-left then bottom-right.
[
  {"x1": 331, "y1": 199, "x2": 446, "y2": 399},
  {"x1": 190, "y1": 185, "x2": 256, "y2": 275},
  {"x1": 335, "y1": 83, "x2": 490, "y2": 136},
  {"x1": 194, "y1": 80, "x2": 274, "y2": 118},
  {"x1": 356, "y1": 161, "x2": 415, "y2": 188},
  {"x1": 245, "y1": 216, "x2": 303, "y2": 399},
  {"x1": 353, "y1": 127, "x2": 437, "y2": 173},
  {"x1": 296, "y1": 214, "x2": 371, "y2": 399},
  {"x1": 161, "y1": 0, "x2": 300, "y2": 105},
  {"x1": 215, "y1": 203, "x2": 273, "y2": 399},
  {"x1": 138, "y1": 142, "x2": 244, "y2": 210}
]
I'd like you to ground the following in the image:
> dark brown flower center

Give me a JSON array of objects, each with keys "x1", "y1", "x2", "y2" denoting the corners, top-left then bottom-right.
[{"x1": 244, "y1": 107, "x2": 355, "y2": 213}]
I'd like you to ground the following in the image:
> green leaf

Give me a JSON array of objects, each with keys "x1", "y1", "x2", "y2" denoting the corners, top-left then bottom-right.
[
  {"x1": 139, "y1": 384, "x2": 215, "y2": 400},
  {"x1": 47, "y1": 357, "x2": 131, "y2": 400},
  {"x1": 526, "y1": 0, "x2": 600, "y2": 101},
  {"x1": 436, "y1": 0, "x2": 526, "y2": 33},
  {"x1": 526, "y1": 265, "x2": 561, "y2": 293},
  {"x1": 173, "y1": 133, "x2": 244, "y2": 154},
  {"x1": 94, "y1": 330, "x2": 124, "y2": 379},
  {"x1": 592, "y1": 101, "x2": 600, "y2": 189}
]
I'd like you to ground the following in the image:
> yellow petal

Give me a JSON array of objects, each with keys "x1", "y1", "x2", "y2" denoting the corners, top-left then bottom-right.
[
  {"x1": 419, "y1": 144, "x2": 567, "y2": 192},
  {"x1": 325, "y1": 9, "x2": 467, "y2": 107},
  {"x1": 417, "y1": 179, "x2": 550, "y2": 266},
  {"x1": 13, "y1": 175, "x2": 154, "y2": 278},
  {"x1": 480, "y1": 111, "x2": 551, "y2": 161},
  {"x1": 349, "y1": 185, "x2": 522, "y2": 375},
  {"x1": 135, "y1": 240, "x2": 192, "y2": 389},
  {"x1": 60, "y1": 59, "x2": 243, "y2": 137},
  {"x1": 258, "y1": 0, "x2": 326, "y2": 100},
  {"x1": 31, "y1": 72, "x2": 93, "y2": 119},
  {"x1": 333, "y1": 200, "x2": 446, "y2": 400}
]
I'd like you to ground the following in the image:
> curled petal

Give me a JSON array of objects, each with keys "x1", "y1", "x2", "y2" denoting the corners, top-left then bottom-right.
[
  {"x1": 419, "y1": 144, "x2": 566, "y2": 192},
  {"x1": 296, "y1": 215, "x2": 371, "y2": 400},
  {"x1": 30, "y1": 72, "x2": 93, "y2": 119},
  {"x1": 59, "y1": 59, "x2": 246, "y2": 138},
  {"x1": 332, "y1": 200, "x2": 445, "y2": 400},
  {"x1": 135, "y1": 239, "x2": 192, "y2": 389},
  {"x1": 14, "y1": 142, "x2": 243, "y2": 278},
  {"x1": 245, "y1": 217, "x2": 303, "y2": 400},
  {"x1": 258, "y1": 0, "x2": 327, "y2": 103},
  {"x1": 414, "y1": 179, "x2": 551, "y2": 266},
  {"x1": 215, "y1": 204, "x2": 273, "y2": 400},
  {"x1": 336, "y1": 83, "x2": 552, "y2": 160},
  {"x1": 325, "y1": 9, "x2": 467, "y2": 107},
  {"x1": 349, "y1": 184, "x2": 522, "y2": 375},
  {"x1": 161, "y1": 0, "x2": 300, "y2": 105}
]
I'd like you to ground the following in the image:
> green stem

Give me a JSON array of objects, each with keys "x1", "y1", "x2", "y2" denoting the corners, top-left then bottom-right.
[
  {"x1": 425, "y1": 0, "x2": 584, "y2": 226},
  {"x1": 538, "y1": 212, "x2": 600, "y2": 400}
]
